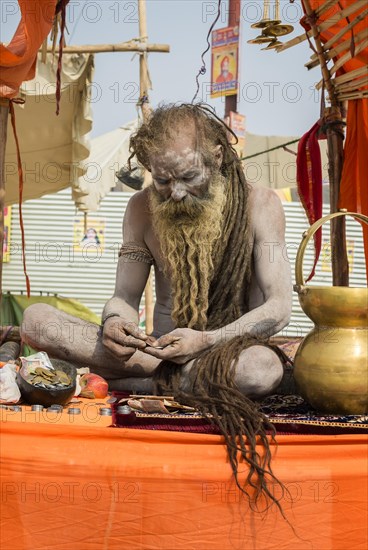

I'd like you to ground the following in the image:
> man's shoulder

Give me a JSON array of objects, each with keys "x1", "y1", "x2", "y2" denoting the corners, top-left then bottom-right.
[
  {"x1": 248, "y1": 185, "x2": 285, "y2": 235},
  {"x1": 126, "y1": 187, "x2": 150, "y2": 212},
  {"x1": 123, "y1": 188, "x2": 151, "y2": 241},
  {"x1": 248, "y1": 185, "x2": 284, "y2": 217}
]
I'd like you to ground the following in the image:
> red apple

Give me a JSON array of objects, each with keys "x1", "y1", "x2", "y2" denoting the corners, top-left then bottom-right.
[{"x1": 79, "y1": 373, "x2": 108, "y2": 399}]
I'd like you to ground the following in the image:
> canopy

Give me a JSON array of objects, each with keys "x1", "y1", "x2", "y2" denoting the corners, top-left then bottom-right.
[
  {"x1": 72, "y1": 122, "x2": 137, "y2": 212},
  {"x1": 4, "y1": 53, "x2": 94, "y2": 207}
]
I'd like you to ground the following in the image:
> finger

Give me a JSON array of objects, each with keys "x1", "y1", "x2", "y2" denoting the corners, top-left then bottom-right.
[
  {"x1": 123, "y1": 322, "x2": 148, "y2": 341},
  {"x1": 105, "y1": 326, "x2": 146, "y2": 349},
  {"x1": 155, "y1": 334, "x2": 181, "y2": 348},
  {"x1": 121, "y1": 334, "x2": 147, "y2": 350},
  {"x1": 103, "y1": 339, "x2": 136, "y2": 359}
]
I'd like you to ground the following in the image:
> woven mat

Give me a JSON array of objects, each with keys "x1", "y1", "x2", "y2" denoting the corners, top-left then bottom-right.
[{"x1": 112, "y1": 392, "x2": 368, "y2": 435}]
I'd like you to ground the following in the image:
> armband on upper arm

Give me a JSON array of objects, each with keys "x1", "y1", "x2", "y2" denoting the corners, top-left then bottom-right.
[{"x1": 119, "y1": 242, "x2": 154, "y2": 265}]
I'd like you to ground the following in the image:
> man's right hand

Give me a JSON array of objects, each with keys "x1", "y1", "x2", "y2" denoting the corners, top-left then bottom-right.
[{"x1": 102, "y1": 317, "x2": 148, "y2": 360}]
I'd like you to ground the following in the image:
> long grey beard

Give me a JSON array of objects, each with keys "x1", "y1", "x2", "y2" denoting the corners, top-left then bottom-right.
[{"x1": 149, "y1": 176, "x2": 226, "y2": 329}]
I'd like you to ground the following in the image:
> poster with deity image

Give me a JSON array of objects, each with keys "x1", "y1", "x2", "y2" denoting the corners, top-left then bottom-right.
[
  {"x1": 73, "y1": 217, "x2": 106, "y2": 253},
  {"x1": 211, "y1": 26, "x2": 239, "y2": 98}
]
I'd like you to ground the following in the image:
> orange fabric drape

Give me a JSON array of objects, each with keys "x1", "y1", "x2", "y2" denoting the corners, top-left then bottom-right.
[
  {"x1": 308, "y1": 0, "x2": 368, "y2": 277},
  {"x1": 0, "y1": 0, "x2": 57, "y2": 98},
  {"x1": 0, "y1": 410, "x2": 367, "y2": 550},
  {"x1": 339, "y1": 99, "x2": 368, "y2": 279}
]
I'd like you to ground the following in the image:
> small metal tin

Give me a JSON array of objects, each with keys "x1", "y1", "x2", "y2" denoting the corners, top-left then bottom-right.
[
  {"x1": 46, "y1": 407, "x2": 60, "y2": 413},
  {"x1": 99, "y1": 407, "x2": 112, "y2": 416},
  {"x1": 11, "y1": 405, "x2": 22, "y2": 412},
  {"x1": 31, "y1": 404, "x2": 44, "y2": 412},
  {"x1": 68, "y1": 408, "x2": 81, "y2": 415},
  {"x1": 117, "y1": 405, "x2": 132, "y2": 414},
  {"x1": 50, "y1": 404, "x2": 63, "y2": 411}
]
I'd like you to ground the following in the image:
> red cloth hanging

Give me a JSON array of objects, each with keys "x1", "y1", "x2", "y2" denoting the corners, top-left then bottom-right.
[
  {"x1": 296, "y1": 121, "x2": 325, "y2": 282},
  {"x1": 305, "y1": 0, "x2": 368, "y2": 280}
]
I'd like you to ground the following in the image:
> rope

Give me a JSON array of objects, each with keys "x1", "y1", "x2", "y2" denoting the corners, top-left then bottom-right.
[
  {"x1": 240, "y1": 138, "x2": 300, "y2": 160},
  {"x1": 8, "y1": 99, "x2": 31, "y2": 298}
]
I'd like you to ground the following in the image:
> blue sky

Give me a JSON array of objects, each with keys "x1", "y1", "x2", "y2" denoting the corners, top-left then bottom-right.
[{"x1": 2, "y1": 0, "x2": 322, "y2": 138}]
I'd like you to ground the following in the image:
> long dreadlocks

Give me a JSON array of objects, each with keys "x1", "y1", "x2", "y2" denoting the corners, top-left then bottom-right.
[{"x1": 129, "y1": 103, "x2": 289, "y2": 515}]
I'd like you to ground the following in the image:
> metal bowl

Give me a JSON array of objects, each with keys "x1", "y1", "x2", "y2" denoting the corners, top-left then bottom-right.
[{"x1": 17, "y1": 359, "x2": 77, "y2": 407}]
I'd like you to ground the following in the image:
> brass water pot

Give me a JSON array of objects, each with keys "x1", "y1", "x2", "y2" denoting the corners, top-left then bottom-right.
[{"x1": 294, "y1": 211, "x2": 368, "y2": 414}]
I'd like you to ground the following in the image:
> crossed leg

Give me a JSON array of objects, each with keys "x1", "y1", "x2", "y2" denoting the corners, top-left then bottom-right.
[{"x1": 22, "y1": 304, "x2": 284, "y2": 398}]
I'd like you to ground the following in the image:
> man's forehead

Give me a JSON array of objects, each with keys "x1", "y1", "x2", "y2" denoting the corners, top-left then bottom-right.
[{"x1": 150, "y1": 136, "x2": 204, "y2": 172}]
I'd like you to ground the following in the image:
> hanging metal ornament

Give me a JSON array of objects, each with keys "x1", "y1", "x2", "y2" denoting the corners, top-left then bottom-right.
[
  {"x1": 263, "y1": 24, "x2": 294, "y2": 37},
  {"x1": 261, "y1": 38, "x2": 283, "y2": 50},
  {"x1": 247, "y1": 34, "x2": 275, "y2": 44},
  {"x1": 263, "y1": 1, "x2": 294, "y2": 37},
  {"x1": 250, "y1": 0, "x2": 280, "y2": 30}
]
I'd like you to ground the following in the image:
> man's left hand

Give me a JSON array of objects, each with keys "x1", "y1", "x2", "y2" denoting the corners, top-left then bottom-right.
[{"x1": 143, "y1": 328, "x2": 213, "y2": 364}]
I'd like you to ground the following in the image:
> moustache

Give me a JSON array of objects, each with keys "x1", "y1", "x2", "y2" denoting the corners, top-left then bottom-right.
[{"x1": 151, "y1": 190, "x2": 211, "y2": 222}]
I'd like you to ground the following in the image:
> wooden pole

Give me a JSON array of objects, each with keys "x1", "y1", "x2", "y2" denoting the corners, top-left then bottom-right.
[
  {"x1": 303, "y1": 0, "x2": 349, "y2": 286},
  {"x1": 44, "y1": 41, "x2": 169, "y2": 54},
  {"x1": 138, "y1": 0, "x2": 154, "y2": 336},
  {"x1": 0, "y1": 101, "x2": 9, "y2": 304},
  {"x1": 224, "y1": 0, "x2": 241, "y2": 118}
]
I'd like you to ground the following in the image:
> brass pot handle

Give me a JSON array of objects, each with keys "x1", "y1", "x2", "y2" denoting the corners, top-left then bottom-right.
[{"x1": 295, "y1": 211, "x2": 368, "y2": 287}]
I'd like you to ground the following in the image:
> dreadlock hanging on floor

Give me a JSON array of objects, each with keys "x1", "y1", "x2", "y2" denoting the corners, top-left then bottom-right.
[{"x1": 129, "y1": 103, "x2": 289, "y2": 516}]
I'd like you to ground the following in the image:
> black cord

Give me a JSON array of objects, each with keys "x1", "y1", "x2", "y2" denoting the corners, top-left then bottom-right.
[{"x1": 192, "y1": 0, "x2": 222, "y2": 104}]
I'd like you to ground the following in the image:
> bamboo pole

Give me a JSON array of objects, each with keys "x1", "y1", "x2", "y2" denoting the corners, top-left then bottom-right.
[
  {"x1": 306, "y1": 28, "x2": 368, "y2": 70},
  {"x1": 276, "y1": 32, "x2": 308, "y2": 53},
  {"x1": 321, "y1": 7, "x2": 368, "y2": 51},
  {"x1": 328, "y1": 38, "x2": 368, "y2": 78},
  {"x1": 318, "y1": 0, "x2": 367, "y2": 33},
  {"x1": 138, "y1": 0, "x2": 154, "y2": 336},
  {"x1": 336, "y1": 90, "x2": 368, "y2": 101},
  {"x1": 315, "y1": 40, "x2": 368, "y2": 90},
  {"x1": 334, "y1": 65, "x2": 368, "y2": 85},
  {"x1": 315, "y1": 0, "x2": 340, "y2": 17},
  {"x1": 0, "y1": 102, "x2": 9, "y2": 304},
  {"x1": 44, "y1": 41, "x2": 169, "y2": 54},
  {"x1": 277, "y1": 3, "x2": 368, "y2": 54},
  {"x1": 336, "y1": 76, "x2": 368, "y2": 93},
  {"x1": 303, "y1": 0, "x2": 349, "y2": 286}
]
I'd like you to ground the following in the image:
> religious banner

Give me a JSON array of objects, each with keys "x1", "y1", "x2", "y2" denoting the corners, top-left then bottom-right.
[
  {"x1": 73, "y1": 217, "x2": 106, "y2": 253},
  {"x1": 3, "y1": 206, "x2": 11, "y2": 263},
  {"x1": 211, "y1": 26, "x2": 239, "y2": 98},
  {"x1": 229, "y1": 111, "x2": 246, "y2": 157}
]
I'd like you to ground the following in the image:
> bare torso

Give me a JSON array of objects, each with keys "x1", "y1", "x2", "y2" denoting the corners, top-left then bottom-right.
[{"x1": 141, "y1": 185, "x2": 266, "y2": 337}]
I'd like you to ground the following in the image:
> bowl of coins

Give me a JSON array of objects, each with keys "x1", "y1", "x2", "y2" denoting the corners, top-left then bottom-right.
[{"x1": 17, "y1": 358, "x2": 77, "y2": 407}]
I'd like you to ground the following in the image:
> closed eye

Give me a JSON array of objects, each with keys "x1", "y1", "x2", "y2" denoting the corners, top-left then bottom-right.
[
  {"x1": 155, "y1": 178, "x2": 170, "y2": 185},
  {"x1": 182, "y1": 172, "x2": 200, "y2": 182}
]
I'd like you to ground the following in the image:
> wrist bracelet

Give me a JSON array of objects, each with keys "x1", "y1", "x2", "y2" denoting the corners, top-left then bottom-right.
[{"x1": 101, "y1": 313, "x2": 122, "y2": 326}]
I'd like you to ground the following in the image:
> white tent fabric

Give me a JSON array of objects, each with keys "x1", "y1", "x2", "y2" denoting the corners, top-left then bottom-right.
[
  {"x1": 73, "y1": 121, "x2": 137, "y2": 212},
  {"x1": 5, "y1": 52, "x2": 94, "y2": 206},
  {"x1": 243, "y1": 132, "x2": 329, "y2": 190}
]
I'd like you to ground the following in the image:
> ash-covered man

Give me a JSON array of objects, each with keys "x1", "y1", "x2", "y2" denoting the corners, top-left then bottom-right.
[{"x1": 22, "y1": 104, "x2": 292, "y2": 398}]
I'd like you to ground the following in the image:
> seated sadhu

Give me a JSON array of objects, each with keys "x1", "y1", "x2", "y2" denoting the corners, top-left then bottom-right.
[{"x1": 22, "y1": 104, "x2": 293, "y2": 511}]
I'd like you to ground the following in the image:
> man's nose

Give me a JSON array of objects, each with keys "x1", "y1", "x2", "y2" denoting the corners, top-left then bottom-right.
[{"x1": 171, "y1": 182, "x2": 187, "y2": 202}]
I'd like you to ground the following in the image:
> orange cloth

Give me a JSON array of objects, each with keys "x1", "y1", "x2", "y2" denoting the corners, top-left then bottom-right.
[
  {"x1": 308, "y1": 0, "x2": 368, "y2": 277},
  {"x1": 339, "y1": 99, "x2": 368, "y2": 279},
  {"x1": 0, "y1": 405, "x2": 367, "y2": 550},
  {"x1": 0, "y1": 0, "x2": 57, "y2": 98}
]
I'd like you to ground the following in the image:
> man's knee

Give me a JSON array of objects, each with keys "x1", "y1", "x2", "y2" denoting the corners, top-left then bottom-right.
[
  {"x1": 234, "y1": 345, "x2": 283, "y2": 399},
  {"x1": 22, "y1": 304, "x2": 56, "y2": 347}
]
